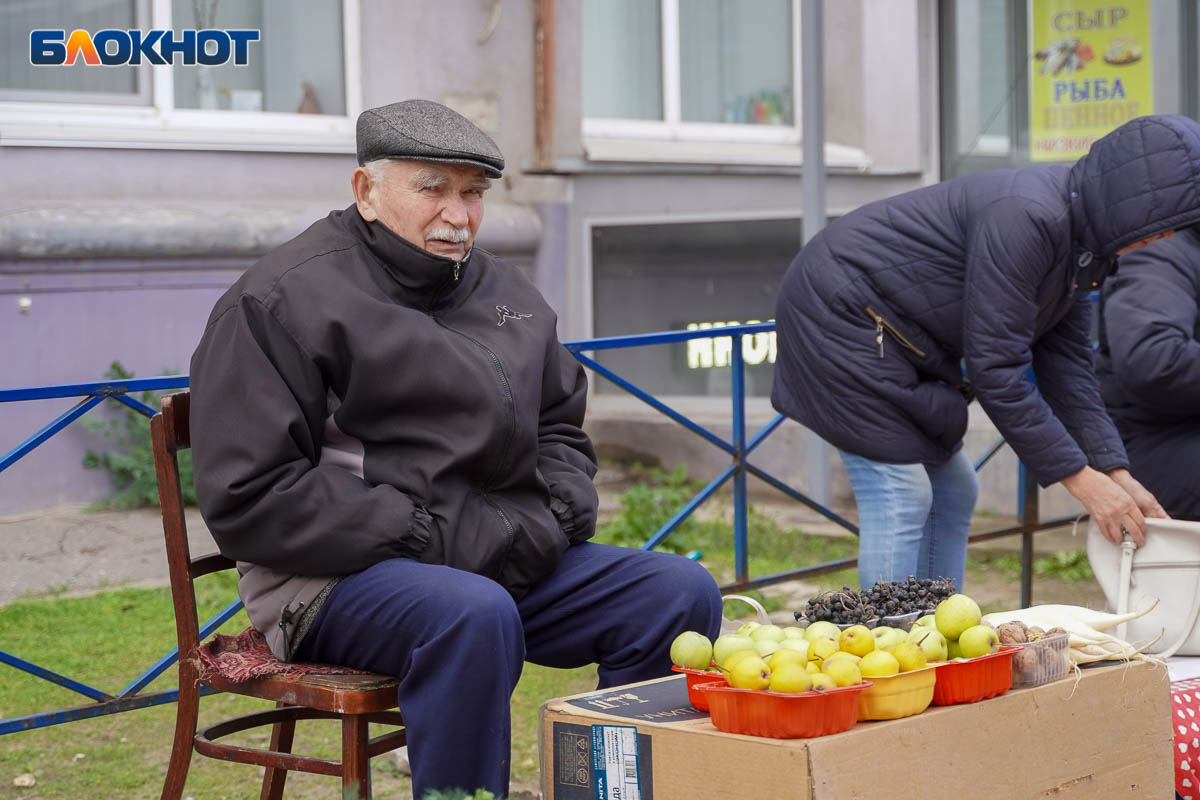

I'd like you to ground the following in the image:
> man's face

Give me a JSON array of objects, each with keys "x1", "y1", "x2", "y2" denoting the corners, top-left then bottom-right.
[{"x1": 355, "y1": 160, "x2": 489, "y2": 260}]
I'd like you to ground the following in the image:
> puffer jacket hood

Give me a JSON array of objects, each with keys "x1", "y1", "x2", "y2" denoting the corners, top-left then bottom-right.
[
  {"x1": 1069, "y1": 115, "x2": 1200, "y2": 261},
  {"x1": 772, "y1": 115, "x2": 1200, "y2": 487}
]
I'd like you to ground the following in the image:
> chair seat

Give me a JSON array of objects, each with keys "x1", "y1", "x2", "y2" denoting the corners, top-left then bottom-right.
[{"x1": 204, "y1": 671, "x2": 399, "y2": 715}]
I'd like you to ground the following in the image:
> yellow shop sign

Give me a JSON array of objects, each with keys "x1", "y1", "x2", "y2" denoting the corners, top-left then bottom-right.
[{"x1": 1028, "y1": 0, "x2": 1154, "y2": 161}]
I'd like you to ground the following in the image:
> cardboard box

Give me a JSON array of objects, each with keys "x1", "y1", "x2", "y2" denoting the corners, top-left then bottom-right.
[{"x1": 540, "y1": 660, "x2": 1172, "y2": 799}]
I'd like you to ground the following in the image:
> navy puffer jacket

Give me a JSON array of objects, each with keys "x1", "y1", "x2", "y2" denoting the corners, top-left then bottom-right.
[
  {"x1": 1097, "y1": 227, "x2": 1200, "y2": 518},
  {"x1": 772, "y1": 115, "x2": 1200, "y2": 487}
]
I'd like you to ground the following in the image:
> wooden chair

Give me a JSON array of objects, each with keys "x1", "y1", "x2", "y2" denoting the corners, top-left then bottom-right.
[{"x1": 151, "y1": 390, "x2": 406, "y2": 800}]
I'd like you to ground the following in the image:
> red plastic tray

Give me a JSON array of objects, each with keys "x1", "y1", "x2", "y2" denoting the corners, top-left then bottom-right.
[
  {"x1": 671, "y1": 665, "x2": 725, "y2": 710},
  {"x1": 695, "y1": 680, "x2": 871, "y2": 738},
  {"x1": 931, "y1": 645, "x2": 1019, "y2": 705}
]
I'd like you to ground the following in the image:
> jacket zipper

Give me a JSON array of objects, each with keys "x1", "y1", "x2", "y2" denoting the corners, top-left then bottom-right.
[
  {"x1": 431, "y1": 316, "x2": 519, "y2": 571},
  {"x1": 866, "y1": 306, "x2": 927, "y2": 359},
  {"x1": 431, "y1": 318, "x2": 516, "y2": 487},
  {"x1": 481, "y1": 493, "x2": 517, "y2": 579}
]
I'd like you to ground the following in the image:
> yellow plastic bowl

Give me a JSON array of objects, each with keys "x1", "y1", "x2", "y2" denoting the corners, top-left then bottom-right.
[{"x1": 856, "y1": 665, "x2": 936, "y2": 720}]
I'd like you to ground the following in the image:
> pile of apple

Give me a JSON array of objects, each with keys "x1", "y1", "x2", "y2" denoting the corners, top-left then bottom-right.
[
  {"x1": 670, "y1": 615, "x2": 933, "y2": 695},
  {"x1": 911, "y1": 592, "x2": 1002, "y2": 661}
]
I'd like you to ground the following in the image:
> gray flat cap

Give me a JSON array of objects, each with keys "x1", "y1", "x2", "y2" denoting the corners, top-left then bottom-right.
[{"x1": 356, "y1": 99, "x2": 504, "y2": 177}]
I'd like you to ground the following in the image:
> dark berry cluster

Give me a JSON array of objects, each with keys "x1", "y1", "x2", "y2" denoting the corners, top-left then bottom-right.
[
  {"x1": 860, "y1": 576, "x2": 956, "y2": 617},
  {"x1": 798, "y1": 586, "x2": 870, "y2": 626}
]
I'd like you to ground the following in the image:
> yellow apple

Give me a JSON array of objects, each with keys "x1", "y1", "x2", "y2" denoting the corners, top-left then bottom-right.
[
  {"x1": 810, "y1": 672, "x2": 837, "y2": 690},
  {"x1": 768, "y1": 662, "x2": 813, "y2": 693},
  {"x1": 727, "y1": 654, "x2": 771, "y2": 690},
  {"x1": 806, "y1": 661, "x2": 822, "y2": 674},
  {"x1": 783, "y1": 626, "x2": 807, "y2": 640},
  {"x1": 722, "y1": 649, "x2": 760, "y2": 673},
  {"x1": 892, "y1": 641, "x2": 928, "y2": 672},
  {"x1": 808, "y1": 636, "x2": 839, "y2": 665},
  {"x1": 859, "y1": 650, "x2": 900, "y2": 677},
  {"x1": 822, "y1": 657, "x2": 862, "y2": 687},
  {"x1": 839, "y1": 625, "x2": 876, "y2": 657},
  {"x1": 753, "y1": 639, "x2": 781, "y2": 658},
  {"x1": 768, "y1": 648, "x2": 809, "y2": 672}
]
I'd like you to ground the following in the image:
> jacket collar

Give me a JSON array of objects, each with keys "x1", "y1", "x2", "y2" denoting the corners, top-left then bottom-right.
[{"x1": 340, "y1": 204, "x2": 470, "y2": 303}]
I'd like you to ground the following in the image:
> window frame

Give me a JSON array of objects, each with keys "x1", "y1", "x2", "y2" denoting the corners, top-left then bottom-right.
[
  {"x1": 0, "y1": 0, "x2": 361, "y2": 153},
  {"x1": 582, "y1": 0, "x2": 803, "y2": 146}
]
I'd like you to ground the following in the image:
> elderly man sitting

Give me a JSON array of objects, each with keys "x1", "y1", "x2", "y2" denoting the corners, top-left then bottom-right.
[{"x1": 188, "y1": 99, "x2": 722, "y2": 799}]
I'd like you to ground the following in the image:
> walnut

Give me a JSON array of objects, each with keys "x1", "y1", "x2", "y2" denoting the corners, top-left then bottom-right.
[
  {"x1": 1041, "y1": 644, "x2": 1066, "y2": 667},
  {"x1": 996, "y1": 622, "x2": 1028, "y2": 644},
  {"x1": 1013, "y1": 647, "x2": 1040, "y2": 673},
  {"x1": 1045, "y1": 627, "x2": 1068, "y2": 638},
  {"x1": 1027, "y1": 626, "x2": 1045, "y2": 642}
]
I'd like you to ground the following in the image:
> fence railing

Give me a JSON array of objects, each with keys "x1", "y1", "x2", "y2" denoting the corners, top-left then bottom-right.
[{"x1": 0, "y1": 323, "x2": 1078, "y2": 736}]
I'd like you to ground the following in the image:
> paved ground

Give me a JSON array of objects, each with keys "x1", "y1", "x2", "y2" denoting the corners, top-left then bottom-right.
[{"x1": 0, "y1": 467, "x2": 1088, "y2": 605}]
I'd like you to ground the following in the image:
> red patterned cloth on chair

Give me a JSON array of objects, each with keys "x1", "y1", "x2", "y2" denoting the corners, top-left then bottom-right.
[
  {"x1": 1174, "y1": 678, "x2": 1200, "y2": 799},
  {"x1": 196, "y1": 626, "x2": 369, "y2": 683}
]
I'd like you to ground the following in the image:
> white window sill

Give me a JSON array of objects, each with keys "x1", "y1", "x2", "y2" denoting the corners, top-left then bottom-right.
[
  {"x1": 583, "y1": 135, "x2": 873, "y2": 172},
  {"x1": 0, "y1": 102, "x2": 355, "y2": 153}
]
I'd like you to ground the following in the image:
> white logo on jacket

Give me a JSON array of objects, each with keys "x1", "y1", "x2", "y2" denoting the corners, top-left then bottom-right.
[{"x1": 496, "y1": 305, "x2": 533, "y2": 326}]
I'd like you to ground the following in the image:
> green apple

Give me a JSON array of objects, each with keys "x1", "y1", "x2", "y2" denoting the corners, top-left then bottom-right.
[
  {"x1": 934, "y1": 594, "x2": 982, "y2": 641},
  {"x1": 913, "y1": 614, "x2": 937, "y2": 629},
  {"x1": 777, "y1": 638, "x2": 810, "y2": 659},
  {"x1": 669, "y1": 631, "x2": 713, "y2": 670},
  {"x1": 753, "y1": 639, "x2": 781, "y2": 658},
  {"x1": 735, "y1": 621, "x2": 761, "y2": 637},
  {"x1": 782, "y1": 626, "x2": 807, "y2": 639},
  {"x1": 749, "y1": 624, "x2": 786, "y2": 643},
  {"x1": 712, "y1": 634, "x2": 756, "y2": 667},
  {"x1": 871, "y1": 626, "x2": 907, "y2": 653},
  {"x1": 907, "y1": 627, "x2": 949, "y2": 661},
  {"x1": 946, "y1": 638, "x2": 963, "y2": 660},
  {"x1": 803, "y1": 620, "x2": 841, "y2": 642},
  {"x1": 958, "y1": 624, "x2": 1000, "y2": 658}
]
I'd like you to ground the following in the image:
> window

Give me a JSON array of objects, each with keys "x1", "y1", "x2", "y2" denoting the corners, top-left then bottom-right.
[
  {"x1": 582, "y1": 0, "x2": 798, "y2": 143},
  {"x1": 590, "y1": 217, "x2": 799, "y2": 397},
  {"x1": 0, "y1": 0, "x2": 359, "y2": 151},
  {"x1": 940, "y1": 0, "x2": 1191, "y2": 178}
]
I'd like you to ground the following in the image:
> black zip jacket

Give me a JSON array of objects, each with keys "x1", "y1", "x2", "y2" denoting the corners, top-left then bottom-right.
[{"x1": 189, "y1": 205, "x2": 599, "y2": 657}]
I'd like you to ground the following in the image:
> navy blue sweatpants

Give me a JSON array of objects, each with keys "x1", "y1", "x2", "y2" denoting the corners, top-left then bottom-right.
[{"x1": 293, "y1": 542, "x2": 723, "y2": 799}]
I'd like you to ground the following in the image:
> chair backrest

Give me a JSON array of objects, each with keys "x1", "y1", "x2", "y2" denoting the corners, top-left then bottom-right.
[{"x1": 151, "y1": 390, "x2": 236, "y2": 662}]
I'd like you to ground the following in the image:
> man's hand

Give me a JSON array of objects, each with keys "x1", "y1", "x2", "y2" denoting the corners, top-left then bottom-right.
[
  {"x1": 1106, "y1": 468, "x2": 1170, "y2": 520},
  {"x1": 1061, "y1": 466, "x2": 1146, "y2": 545}
]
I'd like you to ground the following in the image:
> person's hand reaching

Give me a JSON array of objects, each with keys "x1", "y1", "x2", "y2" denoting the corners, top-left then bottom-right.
[{"x1": 1061, "y1": 466, "x2": 1146, "y2": 545}]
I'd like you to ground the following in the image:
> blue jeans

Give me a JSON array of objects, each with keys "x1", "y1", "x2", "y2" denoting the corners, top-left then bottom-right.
[
  {"x1": 294, "y1": 543, "x2": 722, "y2": 799},
  {"x1": 839, "y1": 448, "x2": 979, "y2": 590}
]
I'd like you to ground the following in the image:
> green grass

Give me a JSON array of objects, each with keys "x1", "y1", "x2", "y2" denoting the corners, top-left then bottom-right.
[{"x1": 0, "y1": 575, "x2": 595, "y2": 799}]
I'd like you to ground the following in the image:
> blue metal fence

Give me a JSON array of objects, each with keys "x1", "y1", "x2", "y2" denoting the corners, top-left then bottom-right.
[{"x1": 0, "y1": 322, "x2": 1075, "y2": 736}]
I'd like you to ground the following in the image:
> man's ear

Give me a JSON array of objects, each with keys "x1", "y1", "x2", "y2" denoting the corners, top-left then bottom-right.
[{"x1": 351, "y1": 167, "x2": 378, "y2": 222}]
